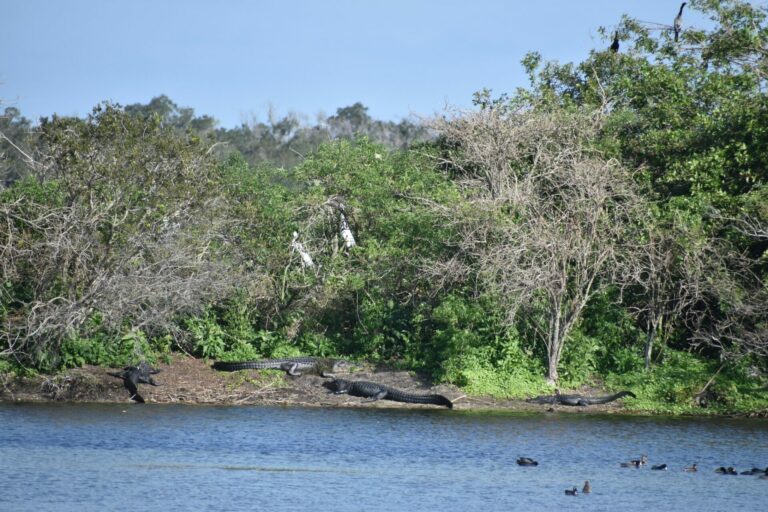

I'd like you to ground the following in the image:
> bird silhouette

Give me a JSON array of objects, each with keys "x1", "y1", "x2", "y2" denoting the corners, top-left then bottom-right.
[
  {"x1": 582, "y1": 481, "x2": 591, "y2": 494},
  {"x1": 674, "y1": 2, "x2": 686, "y2": 42},
  {"x1": 108, "y1": 362, "x2": 161, "y2": 403},
  {"x1": 610, "y1": 32, "x2": 620, "y2": 53}
]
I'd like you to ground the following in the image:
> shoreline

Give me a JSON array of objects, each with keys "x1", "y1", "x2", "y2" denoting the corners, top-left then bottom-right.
[{"x1": 1, "y1": 355, "x2": 765, "y2": 418}]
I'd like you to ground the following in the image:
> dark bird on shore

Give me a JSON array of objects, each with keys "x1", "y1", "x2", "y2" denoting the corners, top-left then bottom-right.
[
  {"x1": 674, "y1": 2, "x2": 686, "y2": 42},
  {"x1": 582, "y1": 481, "x2": 591, "y2": 494},
  {"x1": 108, "y1": 361, "x2": 161, "y2": 403},
  {"x1": 610, "y1": 32, "x2": 620, "y2": 53},
  {"x1": 651, "y1": 464, "x2": 668, "y2": 471},
  {"x1": 684, "y1": 463, "x2": 698, "y2": 472},
  {"x1": 517, "y1": 457, "x2": 539, "y2": 466},
  {"x1": 565, "y1": 487, "x2": 579, "y2": 496}
]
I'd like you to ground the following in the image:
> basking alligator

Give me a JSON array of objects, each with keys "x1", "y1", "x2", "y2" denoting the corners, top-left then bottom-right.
[
  {"x1": 526, "y1": 390, "x2": 636, "y2": 407},
  {"x1": 323, "y1": 378, "x2": 453, "y2": 409},
  {"x1": 108, "y1": 361, "x2": 161, "y2": 403},
  {"x1": 212, "y1": 357, "x2": 351, "y2": 377}
]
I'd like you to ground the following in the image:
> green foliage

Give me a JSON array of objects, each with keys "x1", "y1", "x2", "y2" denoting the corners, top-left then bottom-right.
[
  {"x1": 59, "y1": 328, "x2": 166, "y2": 370},
  {"x1": 444, "y1": 352, "x2": 550, "y2": 398},
  {"x1": 606, "y1": 350, "x2": 768, "y2": 414},
  {"x1": 580, "y1": 291, "x2": 646, "y2": 375},
  {"x1": 557, "y1": 331, "x2": 602, "y2": 389},
  {"x1": 606, "y1": 351, "x2": 712, "y2": 413},
  {"x1": 187, "y1": 311, "x2": 228, "y2": 359},
  {"x1": 427, "y1": 293, "x2": 549, "y2": 397},
  {"x1": 2, "y1": 2, "x2": 767, "y2": 415}
]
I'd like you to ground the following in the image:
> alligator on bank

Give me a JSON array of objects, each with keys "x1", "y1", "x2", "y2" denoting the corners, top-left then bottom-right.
[
  {"x1": 212, "y1": 357, "x2": 352, "y2": 377},
  {"x1": 323, "y1": 378, "x2": 453, "y2": 409},
  {"x1": 107, "y1": 362, "x2": 162, "y2": 403},
  {"x1": 526, "y1": 390, "x2": 636, "y2": 407}
]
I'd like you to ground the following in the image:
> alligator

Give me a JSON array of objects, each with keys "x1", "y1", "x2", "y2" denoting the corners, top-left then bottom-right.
[
  {"x1": 323, "y1": 378, "x2": 453, "y2": 409},
  {"x1": 212, "y1": 357, "x2": 352, "y2": 377},
  {"x1": 108, "y1": 361, "x2": 161, "y2": 403},
  {"x1": 526, "y1": 390, "x2": 636, "y2": 407}
]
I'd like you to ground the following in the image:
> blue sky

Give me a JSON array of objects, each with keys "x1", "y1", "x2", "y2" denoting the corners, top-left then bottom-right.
[{"x1": 2, "y1": 1, "x2": 708, "y2": 127}]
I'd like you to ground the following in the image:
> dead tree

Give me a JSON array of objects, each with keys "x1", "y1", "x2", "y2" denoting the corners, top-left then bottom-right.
[{"x1": 432, "y1": 106, "x2": 647, "y2": 384}]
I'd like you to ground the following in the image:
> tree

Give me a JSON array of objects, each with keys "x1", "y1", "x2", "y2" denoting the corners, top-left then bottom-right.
[
  {"x1": 433, "y1": 106, "x2": 647, "y2": 383},
  {"x1": 514, "y1": 0, "x2": 768, "y2": 364},
  {"x1": 0, "y1": 104, "x2": 257, "y2": 367},
  {"x1": 125, "y1": 95, "x2": 217, "y2": 135},
  {"x1": 0, "y1": 107, "x2": 36, "y2": 186}
]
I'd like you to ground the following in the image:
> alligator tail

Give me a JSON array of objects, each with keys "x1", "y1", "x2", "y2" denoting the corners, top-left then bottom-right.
[
  {"x1": 588, "y1": 390, "x2": 636, "y2": 404},
  {"x1": 212, "y1": 361, "x2": 265, "y2": 371},
  {"x1": 391, "y1": 391, "x2": 453, "y2": 409}
]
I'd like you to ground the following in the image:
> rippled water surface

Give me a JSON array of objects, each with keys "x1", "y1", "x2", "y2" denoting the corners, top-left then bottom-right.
[{"x1": 1, "y1": 403, "x2": 766, "y2": 511}]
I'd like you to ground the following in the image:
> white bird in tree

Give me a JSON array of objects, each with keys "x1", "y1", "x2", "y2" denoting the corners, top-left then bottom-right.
[
  {"x1": 291, "y1": 231, "x2": 314, "y2": 268},
  {"x1": 338, "y1": 203, "x2": 357, "y2": 249}
]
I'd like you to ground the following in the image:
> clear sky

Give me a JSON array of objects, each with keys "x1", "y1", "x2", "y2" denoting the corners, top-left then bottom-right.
[{"x1": 2, "y1": 1, "x2": 708, "y2": 127}]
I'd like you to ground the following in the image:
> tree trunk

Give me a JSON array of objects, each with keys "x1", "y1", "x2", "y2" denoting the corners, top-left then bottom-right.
[
  {"x1": 644, "y1": 314, "x2": 662, "y2": 370},
  {"x1": 644, "y1": 330, "x2": 654, "y2": 370},
  {"x1": 547, "y1": 315, "x2": 562, "y2": 384},
  {"x1": 547, "y1": 352, "x2": 559, "y2": 385}
]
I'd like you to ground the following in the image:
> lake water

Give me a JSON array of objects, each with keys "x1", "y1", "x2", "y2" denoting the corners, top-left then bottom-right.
[{"x1": 1, "y1": 403, "x2": 766, "y2": 511}]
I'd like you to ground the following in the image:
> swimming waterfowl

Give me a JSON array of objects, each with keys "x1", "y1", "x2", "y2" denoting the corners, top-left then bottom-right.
[
  {"x1": 620, "y1": 455, "x2": 646, "y2": 468},
  {"x1": 582, "y1": 481, "x2": 591, "y2": 494},
  {"x1": 715, "y1": 467, "x2": 738, "y2": 475},
  {"x1": 651, "y1": 464, "x2": 668, "y2": 471},
  {"x1": 564, "y1": 487, "x2": 579, "y2": 496},
  {"x1": 740, "y1": 467, "x2": 767, "y2": 475},
  {"x1": 684, "y1": 463, "x2": 698, "y2": 472},
  {"x1": 517, "y1": 457, "x2": 539, "y2": 466}
]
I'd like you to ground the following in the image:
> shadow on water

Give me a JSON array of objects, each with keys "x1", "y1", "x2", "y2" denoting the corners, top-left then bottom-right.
[{"x1": 1, "y1": 403, "x2": 766, "y2": 511}]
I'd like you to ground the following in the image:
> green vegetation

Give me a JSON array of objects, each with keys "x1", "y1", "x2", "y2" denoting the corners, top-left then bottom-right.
[{"x1": 1, "y1": 1, "x2": 766, "y2": 414}]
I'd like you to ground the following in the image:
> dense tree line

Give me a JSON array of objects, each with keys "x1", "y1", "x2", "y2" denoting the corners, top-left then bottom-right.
[{"x1": 1, "y1": 0, "x2": 765, "y2": 413}]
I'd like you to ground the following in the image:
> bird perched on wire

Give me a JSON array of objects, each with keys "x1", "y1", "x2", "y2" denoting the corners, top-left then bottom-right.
[
  {"x1": 108, "y1": 361, "x2": 162, "y2": 403},
  {"x1": 674, "y1": 2, "x2": 686, "y2": 42}
]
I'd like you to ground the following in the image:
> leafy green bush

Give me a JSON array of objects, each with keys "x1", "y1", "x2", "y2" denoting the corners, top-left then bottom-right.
[
  {"x1": 59, "y1": 328, "x2": 164, "y2": 369},
  {"x1": 443, "y1": 346, "x2": 549, "y2": 398},
  {"x1": 187, "y1": 311, "x2": 227, "y2": 359},
  {"x1": 605, "y1": 350, "x2": 724, "y2": 413}
]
